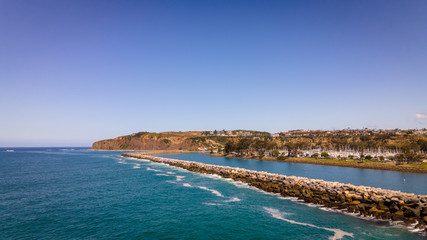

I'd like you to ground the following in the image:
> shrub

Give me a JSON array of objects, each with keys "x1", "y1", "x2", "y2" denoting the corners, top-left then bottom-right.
[
  {"x1": 321, "y1": 152, "x2": 329, "y2": 158},
  {"x1": 271, "y1": 150, "x2": 280, "y2": 157}
]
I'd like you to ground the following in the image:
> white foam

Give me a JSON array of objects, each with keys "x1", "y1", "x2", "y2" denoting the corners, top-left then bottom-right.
[
  {"x1": 166, "y1": 172, "x2": 175, "y2": 175},
  {"x1": 146, "y1": 167, "x2": 162, "y2": 172},
  {"x1": 223, "y1": 197, "x2": 241, "y2": 202},
  {"x1": 203, "y1": 202, "x2": 223, "y2": 206},
  {"x1": 264, "y1": 207, "x2": 354, "y2": 240},
  {"x1": 133, "y1": 164, "x2": 141, "y2": 169},
  {"x1": 197, "y1": 186, "x2": 224, "y2": 197},
  {"x1": 156, "y1": 173, "x2": 170, "y2": 176},
  {"x1": 127, "y1": 157, "x2": 150, "y2": 162},
  {"x1": 176, "y1": 176, "x2": 185, "y2": 181},
  {"x1": 183, "y1": 183, "x2": 192, "y2": 187}
]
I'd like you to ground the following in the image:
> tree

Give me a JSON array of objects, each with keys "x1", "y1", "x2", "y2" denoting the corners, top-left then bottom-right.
[
  {"x1": 321, "y1": 152, "x2": 329, "y2": 158},
  {"x1": 285, "y1": 142, "x2": 295, "y2": 156},
  {"x1": 271, "y1": 150, "x2": 280, "y2": 157},
  {"x1": 224, "y1": 141, "x2": 236, "y2": 154},
  {"x1": 311, "y1": 153, "x2": 319, "y2": 159},
  {"x1": 365, "y1": 155, "x2": 373, "y2": 160},
  {"x1": 253, "y1": 139, "x2": 267, "y2": 155},
  {"x1": 217, "y1": 146, "x2": 223, "y2": 153},
  {"x1": 237, "y1": 137, "x2": 252, "y2": 155}
]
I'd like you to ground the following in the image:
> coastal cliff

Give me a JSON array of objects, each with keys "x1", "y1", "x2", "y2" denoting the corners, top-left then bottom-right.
[
  {"x1": 92, "y1": 131, "x2": 220, "y2": 150},
  {"x1": 123, "y1": 152, "x2": 427, "y2": 232}
]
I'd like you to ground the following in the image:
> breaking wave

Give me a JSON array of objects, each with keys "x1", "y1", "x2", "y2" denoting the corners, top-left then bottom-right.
[
  {"x1": 223, "y1": 197, "x2": 241, "y2": 202},
  {"x1": 203, "y1": 202, "x2": 223, "y2": 206},
  {"x1": 264, "y1": 207, "x2": 354, "y2": 240},
  {"x1": 176, "y1": 176, "x2": 185, "y2": 181},
  {"x1": 146, "y1": 167, "x2": 162, "y2": 172},
  {"x1": 197, "y1": 186, "x2": 224, "y2": 197}
]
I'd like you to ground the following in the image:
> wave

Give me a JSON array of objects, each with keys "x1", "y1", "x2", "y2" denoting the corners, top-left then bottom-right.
[
  {"x1": 146, "y1": 167, "x2": 162, "y2": 172},
  {"x1": 203, "y1": 202, "x2": 223, "y2": 206},
  {"x1": 166, "y1": 172, "x2": 175, "y2": 175},
  {"x1": 264, "y1": 207, "x2": 353, "y2": 240},
  {"x1": 182, "y1": 183, "x2": 192, "y2": 187},
  {"x1": 133, "y1": 164, "x2": 141, "y2": 169},
  {"x1": 176, "y1": 176, "x2": 185, "y2": 182},
  {"x1": 156, "y1": 173, "x2": 170, "y2": 176},
  {"x1": 116, "y1": 159, "x2": 133, "y2": 165},
  {"x1": 223, "y1": 197, "x2": 241, "y2": 202},
  {"x1": 126, "y1": 157, "x2": 150, "y2": 162},
  {"x1": 197, "y1": 186, "x2": 224, "y2": 197}
]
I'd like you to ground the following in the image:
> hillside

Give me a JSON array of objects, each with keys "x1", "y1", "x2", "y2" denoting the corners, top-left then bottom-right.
[
  {"x1": 92, "y1": 131, "x2": 221, "y2": 150},
  {"x1": 92, "y1": 129, "x2": 427, "y2": 157}
]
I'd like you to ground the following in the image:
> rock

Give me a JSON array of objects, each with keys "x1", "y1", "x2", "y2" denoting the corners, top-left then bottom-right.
[
  {"x1": 389, "y1": 203, "x2": 400, "y2": 213},
  {"x1": 353, "y1": 194, "x2": 363, "y2": 201},
  {"x1": 391, "y1": 211, "x2": 405, "y2": 221},
  {"x1": 369, "y1": 207, "x2": 379, "y2": 212},
  {"x1": 403, "y1": 207, "x2": 420, "y2": 218}
]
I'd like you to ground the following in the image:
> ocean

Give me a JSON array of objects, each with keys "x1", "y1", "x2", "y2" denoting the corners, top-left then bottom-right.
[{"x1": 0, "y1": 148, "x2": 425, "y2": 239}]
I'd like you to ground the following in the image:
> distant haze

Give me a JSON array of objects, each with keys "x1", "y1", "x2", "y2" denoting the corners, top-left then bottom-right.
[{"x1": 1, "y1": 1, "x2": 426, "y2": 147}]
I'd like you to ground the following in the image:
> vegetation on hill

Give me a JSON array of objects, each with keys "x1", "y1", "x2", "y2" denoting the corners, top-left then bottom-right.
[{"x1": 92, "y1": 129, "x2": 427, "y2": 162}]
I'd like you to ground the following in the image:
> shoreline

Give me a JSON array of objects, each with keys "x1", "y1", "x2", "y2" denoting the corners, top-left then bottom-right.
[
  {"x1": 207, "y1": 153, "x2": 427, "y2": 174},
  {"x1": 122, "y1": 152, "x2": 427, "y2": 233},
  {"x1": 93, "y1": 148, "x2": 427, "y2": 173}
]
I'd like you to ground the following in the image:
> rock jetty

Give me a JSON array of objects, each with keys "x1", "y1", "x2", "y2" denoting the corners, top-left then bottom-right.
[{"x1": 122, "y1": 152, "x2": 427, "y2": 231}]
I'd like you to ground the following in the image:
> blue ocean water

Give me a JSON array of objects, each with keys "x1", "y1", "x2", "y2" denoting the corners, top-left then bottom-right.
[
  {"x1": 159, "y1": 153, "x2": 427, "y2": 195},
  {"x1": 0, "y1": 148, "x2": 425, "y2": 239}
]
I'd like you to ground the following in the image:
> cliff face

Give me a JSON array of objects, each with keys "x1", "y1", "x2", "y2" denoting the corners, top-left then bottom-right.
[{"x1": 92, "y1": 132, "x2": 214, "y2": 150}]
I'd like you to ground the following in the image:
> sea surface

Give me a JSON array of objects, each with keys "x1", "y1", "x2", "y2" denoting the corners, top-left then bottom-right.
[
  {"x1": 159, "y1": 153, "x2": 427, "y2": 195},
  {"x1": 0, "y1": 148, "x2": 425, "y2": 239}
]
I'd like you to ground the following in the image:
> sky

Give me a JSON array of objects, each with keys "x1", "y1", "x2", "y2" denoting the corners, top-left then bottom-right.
[{"x1": 1, "y1": 0, "x2": 426, "y2": 147}]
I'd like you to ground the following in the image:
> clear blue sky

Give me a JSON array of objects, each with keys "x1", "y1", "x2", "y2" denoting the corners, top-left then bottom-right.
[{"x1": 1, "y1": 0, "x2": 426, "y2": 147}]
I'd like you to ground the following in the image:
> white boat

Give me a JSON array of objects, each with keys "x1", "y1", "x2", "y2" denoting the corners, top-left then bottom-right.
[{"x1": 3, "y1": 150, "x2": 14, "y2": 152}]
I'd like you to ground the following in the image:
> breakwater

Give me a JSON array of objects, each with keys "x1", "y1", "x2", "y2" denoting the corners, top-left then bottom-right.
[{"x1": 123, "y1": 152, "x2": 427, "y2": 231}]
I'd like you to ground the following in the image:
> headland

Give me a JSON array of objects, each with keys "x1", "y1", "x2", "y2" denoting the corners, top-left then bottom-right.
[{"x1": 93, "y1": 129, "x2": 427, "y2": 173}]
